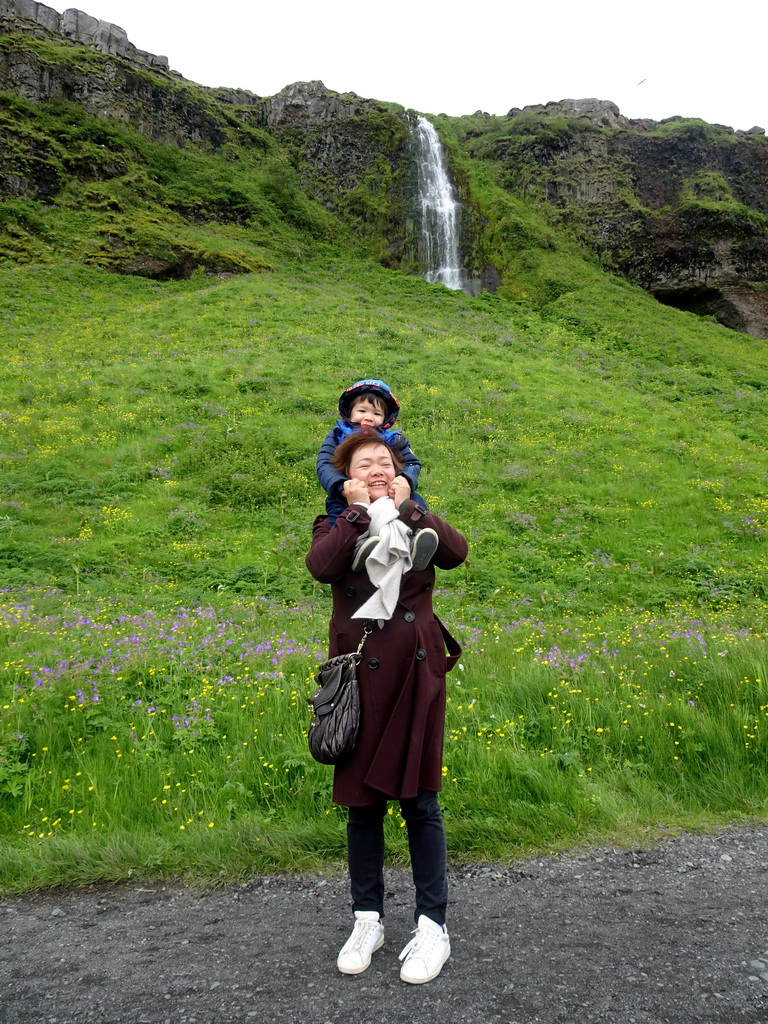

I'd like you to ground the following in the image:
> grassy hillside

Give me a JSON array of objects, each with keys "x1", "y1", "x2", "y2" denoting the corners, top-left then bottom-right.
[
  {"x1": 1, "y1": 250, "x2": 767, "y2": 891},
  {"x1": 1, "y1": 38, "x2": 767, "y2": 890},
  {"x1": 2, "y1": 255, "x2": 767, "y2": 607}
]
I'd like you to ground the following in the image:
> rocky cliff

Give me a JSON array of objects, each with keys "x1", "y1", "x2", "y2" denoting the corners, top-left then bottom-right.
[
  {"x1": 2, "y1": 2, "x2": 768, "y2": 336},
  {"x1": 0, "y1": 0, "x2": 169, "y2": 69},
  {"x1": 0, "y1": 2, "x2": 419, "y2": 270},
  {"x1": 250, "y1": 80, "x2": 412, "y2": 266},
  {"x1": 0, "y1": 0, "x2": 248, "y2": 148},
  {"x1": 459, "y1": 100, "x2": 768, "y2": 336}
]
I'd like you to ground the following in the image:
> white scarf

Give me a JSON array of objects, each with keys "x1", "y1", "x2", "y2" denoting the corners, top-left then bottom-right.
[{"x1": 352, "y1": 497, "x2": 412, "y2": 621}]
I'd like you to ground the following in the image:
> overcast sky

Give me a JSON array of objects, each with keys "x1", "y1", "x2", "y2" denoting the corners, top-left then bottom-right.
[{"x1": 84, "y1": 0, "x2": 765, "y2": 131}]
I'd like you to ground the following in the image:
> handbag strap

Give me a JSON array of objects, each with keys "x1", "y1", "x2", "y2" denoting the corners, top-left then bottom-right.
[
  {"x1": 437, "y1": 618, "x2": 463, "y2": 672},
  {"x1": 356, "y1": 622, "x2": 373, "y2": 655}
]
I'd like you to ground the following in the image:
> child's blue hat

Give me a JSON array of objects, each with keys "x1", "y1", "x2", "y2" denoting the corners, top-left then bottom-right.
[{"x1": 338, "y1": 379, "x2": 400, "y2": 430}]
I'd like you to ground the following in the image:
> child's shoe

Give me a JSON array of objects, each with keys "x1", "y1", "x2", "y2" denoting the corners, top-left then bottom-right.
[
  {"x1": 351, "y1": 535, "x2": 380, "y2": 572},
  {"x1": 410, "y1": 528, "x2": 438, "y2": 571},
  {"x1": 337, "y1": 910, "x2": 384, "y2": 975},
  {"x1": 398, "y1": 914, "x2": 450, "y2": 984}
]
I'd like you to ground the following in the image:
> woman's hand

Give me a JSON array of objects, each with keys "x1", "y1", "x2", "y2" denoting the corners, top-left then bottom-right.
[
  {"x1": 342, "y1": 478, "x2": 370, "y2": 506},
  {"x1": 388, "y1": 475, "x2": 411, "y2": 506}
]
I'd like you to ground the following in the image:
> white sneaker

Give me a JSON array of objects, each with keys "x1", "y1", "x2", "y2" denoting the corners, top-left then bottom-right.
[
  {"x1": 398, "y1": 914, "x2": 450, "y2": 984},
  {"x1": 337, "y1": 910, "x2": 384, "y2": 975}
]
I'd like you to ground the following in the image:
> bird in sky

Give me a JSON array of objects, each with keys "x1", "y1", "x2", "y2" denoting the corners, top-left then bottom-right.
[{"x1": 637, "y1": 78, "x2": 647, "y2": 86}]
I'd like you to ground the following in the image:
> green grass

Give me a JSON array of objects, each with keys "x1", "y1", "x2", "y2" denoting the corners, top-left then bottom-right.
[
  {"x1": 0, "y1": 36, "x2": 767, "y2": 890},
  {"x1": 1, "y1": 250, "x2": 767, "y2": 893}
]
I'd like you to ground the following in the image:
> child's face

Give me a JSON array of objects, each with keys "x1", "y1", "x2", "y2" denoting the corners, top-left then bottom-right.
[{"x1": 349, "y1": 397, "x2": 386, "y2": 428}]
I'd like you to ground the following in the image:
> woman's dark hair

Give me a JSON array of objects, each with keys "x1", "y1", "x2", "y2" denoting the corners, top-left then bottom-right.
[{"x1": 330, "y1": 430, "x2": 406, "y2": 475}]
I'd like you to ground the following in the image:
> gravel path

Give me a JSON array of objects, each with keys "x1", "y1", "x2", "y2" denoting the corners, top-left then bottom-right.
[{"x1": 1, "y1": 823, "x2": 767, "y2": 1024}]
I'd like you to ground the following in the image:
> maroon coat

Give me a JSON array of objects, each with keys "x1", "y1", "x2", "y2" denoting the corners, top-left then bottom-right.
[{"x1": 306, "y1": 500, "x2": 468, "y2": 807}]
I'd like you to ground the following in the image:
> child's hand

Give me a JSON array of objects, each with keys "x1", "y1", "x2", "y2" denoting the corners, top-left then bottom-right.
[{"x1": 388, "y1": 476, "x2": 411, "y2": 507}]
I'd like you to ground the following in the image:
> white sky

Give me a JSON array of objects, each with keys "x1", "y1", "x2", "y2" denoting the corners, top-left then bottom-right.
[{"x1": 80, "y1": 0, "x2": 765, "y2": 131}]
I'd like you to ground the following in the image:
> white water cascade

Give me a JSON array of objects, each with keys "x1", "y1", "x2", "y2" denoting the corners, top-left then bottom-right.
[{"x1": 410, "y1": 114, "x2": 469, "y2": 292}]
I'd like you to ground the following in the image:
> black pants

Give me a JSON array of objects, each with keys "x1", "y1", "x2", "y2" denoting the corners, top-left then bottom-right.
[{"x1": 346, "y1": 788, "x2": 447, "y2": 926}]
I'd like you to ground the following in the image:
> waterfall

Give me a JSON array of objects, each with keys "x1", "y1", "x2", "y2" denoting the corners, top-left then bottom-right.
[{"x1": 410, "y1": 114, "x2": 469, "y2": 292}]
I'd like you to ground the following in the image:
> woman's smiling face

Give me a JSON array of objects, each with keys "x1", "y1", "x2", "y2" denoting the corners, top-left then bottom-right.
[{"x1": 347, "y1": 442, "x2": 396, "y2": 501}]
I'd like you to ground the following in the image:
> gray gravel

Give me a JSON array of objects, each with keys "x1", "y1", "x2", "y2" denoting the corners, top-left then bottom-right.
[{"x1": 1, "y1": 823, "x2": 767, "y2": 1024}]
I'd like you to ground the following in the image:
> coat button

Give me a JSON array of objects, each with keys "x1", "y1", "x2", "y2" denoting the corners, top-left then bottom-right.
[
  {"x1": 416, "y1": 648, "x2": 426, "y2": 661},
  {"x1": 345, "y1": 587, "x2": 356, "y2": 597},
  {"x1": 367, "y1": 658, "x2": 379, "y2": 670},
  {"x1": 404, "y1": 611, "x2": 415, "y2": 622}
]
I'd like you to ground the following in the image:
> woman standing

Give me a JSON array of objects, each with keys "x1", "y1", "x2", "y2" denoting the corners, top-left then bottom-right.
[{"x1": 306, "y1": 431, "x2": 468, "y2": 984}]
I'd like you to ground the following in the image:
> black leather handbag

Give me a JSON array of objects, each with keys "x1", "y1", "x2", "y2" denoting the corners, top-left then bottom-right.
[{"x1": 307, "y1": 625, "x2": 371, "y2": 765}]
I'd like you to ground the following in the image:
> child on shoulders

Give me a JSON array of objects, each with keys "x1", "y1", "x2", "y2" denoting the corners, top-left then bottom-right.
[{"x1": 316, "y1": 378, "x2": 435, "y2": 571}]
